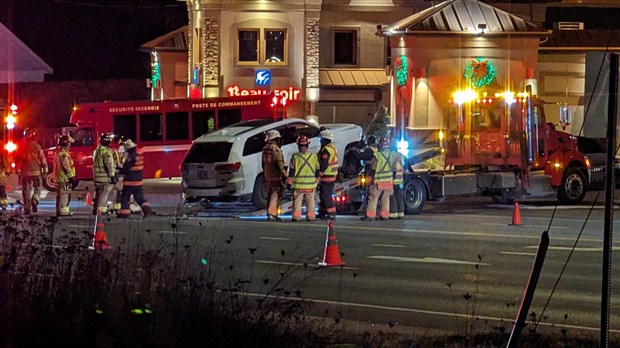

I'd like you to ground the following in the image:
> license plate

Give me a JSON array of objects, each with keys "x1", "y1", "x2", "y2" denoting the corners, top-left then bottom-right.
[{"x1": 197, "y1": 171, "x2": 210, "y2": 179}]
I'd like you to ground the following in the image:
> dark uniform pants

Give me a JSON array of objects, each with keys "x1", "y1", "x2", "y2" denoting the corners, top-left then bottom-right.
[
  {"x1": 55, "y1": 182, "x2": 72, "y2": 216},
  {"x1": 389, "y1": 184, "x2": 405, "y2": 219},
  {"x1": 118, "y1": 185, "x2": 151, "y2": 217},
  {"x1": 318, "y1": 181, "x2": 336, "y2": 217},
  {"x1": 94, "y1": 182, "x2": 113, "y2": 214}
]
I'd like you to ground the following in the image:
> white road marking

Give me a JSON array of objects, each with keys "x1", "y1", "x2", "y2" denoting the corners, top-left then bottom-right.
[
  {"x1": 501, "y1": 251, "x2": 537, "y2": 256},
  {"x1": 489, "y1": 204, "x2": 620, "y2": 210},
  {"x1": 158, "y1": 231, "x2": 187, "y2": 235},
  {"x1": 482, "y1": 222, "x2": 567, "y2": 229},
  {"x1": 372, "y1": 243, "x2": 407, "y2": 248},
  {"x1": 236, "y1": 291, "x2": 620, "y2": 334},
  {"x1": 242, "y1": 220, "x2": 604, "y2": 243},
  {"x1": 256, "y1": 260, "x2": 357, "y2": 270},
  {"x1": 524, "y1": 245, "x2": 620, "y2": 252},
  {"x1": 259, "y1": 237, "x2": 291, "y2": 241},
  {"x1": 59, "y1": 224, "x2": 93, "y2": 229},
  {"x1": 367, "y1": 255, "x2": 489, "y2": 266}
]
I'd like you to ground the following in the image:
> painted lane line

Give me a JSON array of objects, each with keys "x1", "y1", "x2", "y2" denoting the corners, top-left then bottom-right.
[
  {"x1": 367, "y1": 255, "x2": 489, "y2": 266},
  {"x1": 256, "y1": 260, "x2": 358, "y2": 270},
  {"x1": 241, "y1": 220, "x2": 603, "y2": 243},
  {"x1": 524, "y1": 245, "x2": 620, "y2": 252},
  {"x1": 158, "y1": 231, "x2": 187, "y2": 235},
  {"x1": 482, "y1": 222, "x2": 567, "y2": 229},
  {"x1": 372, "y1": 243, "x2": 407, "y2": 248},
  {"x1": 489, "y1": 204, "x2": 620, "y2": 210},
  {"x1": 235, "y1": 292, "x2": 620, "y2": 334},
  {"x1": 259, "y1": 237, "x2": 291, "y2": 241},
  {"x1": 501, "y1": 251, "x2": 538, "y2": 256}
]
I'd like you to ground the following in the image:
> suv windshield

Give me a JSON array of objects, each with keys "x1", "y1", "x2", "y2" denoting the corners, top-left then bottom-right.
[{"x1": 184, "y1": 142, "x2": 232, "y2": 163}]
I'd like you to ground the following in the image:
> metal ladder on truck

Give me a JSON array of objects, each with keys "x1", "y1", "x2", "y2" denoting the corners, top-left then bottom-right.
[{"x1": 245, "y1": 176, "x2": 362, "y2": 217}]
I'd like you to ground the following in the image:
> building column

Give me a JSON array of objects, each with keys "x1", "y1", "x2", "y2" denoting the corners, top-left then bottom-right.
[
  {"x1": 187, "y1": 0, "x2": 219, "y2": 98},
  {"x1": 305, "y1": 17, "x2": 320, "y2": 117}
]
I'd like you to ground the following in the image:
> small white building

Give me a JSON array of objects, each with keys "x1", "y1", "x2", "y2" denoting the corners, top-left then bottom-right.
[{"x1": 0, "y1": 21, "x2": 53, "y2": 84}]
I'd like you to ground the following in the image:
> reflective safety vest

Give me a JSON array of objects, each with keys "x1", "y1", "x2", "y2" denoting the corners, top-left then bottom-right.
[
  {"x1": 320, "y1": 144, "x2": 339, "y2": 180},
  {"x1": 391, "y1": 151, "x2": 406, "y2": 185},
  {"x1": 373, "y1": 149, "x2": 394, "y2": 184},
  {"x1": 93, "y1": 145, "x2": 114, "y2": 183},
  {"x1": 53, "y1": 148, "x2": 75, "y2": 183},
  {"x1": 291, "y1": 152, "x2": 318, "y2": 190},
  {"x1": 123, "y1": 153, "x2": 144, "y2": 187}
]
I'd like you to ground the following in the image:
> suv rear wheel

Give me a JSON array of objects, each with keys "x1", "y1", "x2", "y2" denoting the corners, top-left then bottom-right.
[{"x1": 251, "y1": 174, "x2": 269, "y2": 209}]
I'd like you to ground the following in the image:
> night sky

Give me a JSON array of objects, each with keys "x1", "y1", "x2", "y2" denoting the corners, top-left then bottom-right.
[{"x1": 0, "y1": 0, "x2": 188, "y2": 81}]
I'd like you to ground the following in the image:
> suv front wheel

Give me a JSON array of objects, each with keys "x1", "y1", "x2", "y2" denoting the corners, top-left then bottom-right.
[{"x1": 251, "y1": 174, "x2": 269, "y2": 209}]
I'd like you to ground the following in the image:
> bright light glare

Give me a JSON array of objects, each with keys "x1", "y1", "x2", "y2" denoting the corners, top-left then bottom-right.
[
  {"x1": 502, "y1": 91, "x2": 515, "y2": 105},
  {"x1": 453, "y1": 89, "x2": 477, "y2": 105},
  {"x1": 9, "y1": 104, "x2": 17, "y2": 112},
  {"x1": 4, "y1": 141, "x2": 16, "y2": 153},
  {"x1": 397, "y1": 139, "x2": 410, "y2": 157},
  {"x1": 438, "y1": 130, "x2": 445, "y2": 141}
]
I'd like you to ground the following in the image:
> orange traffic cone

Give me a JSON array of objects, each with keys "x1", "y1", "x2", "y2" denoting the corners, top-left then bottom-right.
[
  {"x1": 510, "y1": 202, "x2": 522, "y2": 226},
  {"x1": 90, "y1": 210, "x2": 112, "y2": 250},
  {"x1": 318, "y1": 220, "x2": 344, "y2": 267},
  {"x1": 84, "y1": 191, "x2": 93, "y2": 206}
]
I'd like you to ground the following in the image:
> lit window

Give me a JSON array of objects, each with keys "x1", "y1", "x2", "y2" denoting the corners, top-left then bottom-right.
[
  {"x1": 265, "y1": 29, "x2": 286, "y2": 64},
  {"x1": 333, "y1": 29, "x2": 358, "y2": 66},
  {"x1": 238, "y1": 29, "x2": 259, "y2": 63}
]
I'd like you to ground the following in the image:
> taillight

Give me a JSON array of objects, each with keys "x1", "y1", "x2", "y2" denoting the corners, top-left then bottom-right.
[{"x1": 215, "y1": 162, "x2": 241, "y2": 173}]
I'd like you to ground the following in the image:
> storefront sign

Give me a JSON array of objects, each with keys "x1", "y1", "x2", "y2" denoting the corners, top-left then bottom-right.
[
  {"x1": 226, "y1": 85, "x2": 301, "y2": 102},
  {"x1": 255, "y1": 70, "x2": 271, "y2": 86}
]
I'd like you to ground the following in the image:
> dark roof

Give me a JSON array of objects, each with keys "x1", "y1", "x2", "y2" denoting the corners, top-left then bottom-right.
[
  {"x1": 140, "y1": 25, "x2": 188, "y2": 52},
  {"x1": 377, "y1": 0, "x2": 551, "y2": 36},
  {"x1": 540, "y1": 29, "x2": 620, "y2": 51}
]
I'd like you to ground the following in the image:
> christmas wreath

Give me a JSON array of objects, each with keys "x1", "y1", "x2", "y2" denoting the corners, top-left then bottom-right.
[{"x1": 464, "y1": 57, "x2": 495, "y2": 89}]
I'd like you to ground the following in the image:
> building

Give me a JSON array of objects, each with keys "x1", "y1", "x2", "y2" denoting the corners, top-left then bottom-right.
[
  {"x1": 0, "y1": 21, "x2": 53, "y2": 84},
  {"x1": 142, "y1": 0, "x2": 620, "y2": 133}
]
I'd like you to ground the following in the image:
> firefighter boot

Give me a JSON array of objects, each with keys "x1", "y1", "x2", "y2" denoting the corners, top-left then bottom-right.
[{"x1": 31, "y1": 199, "x2": 39, "y2": 213}]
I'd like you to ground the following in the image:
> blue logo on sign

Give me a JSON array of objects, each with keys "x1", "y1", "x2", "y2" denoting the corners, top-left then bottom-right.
[{"x1": 255, "y1": 70, "x2": 271, "y2": 86}]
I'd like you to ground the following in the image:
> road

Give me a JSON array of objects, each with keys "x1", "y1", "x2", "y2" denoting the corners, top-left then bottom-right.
[{"x1": 5, "y1": 179, "x2": 620, "y2": 337}]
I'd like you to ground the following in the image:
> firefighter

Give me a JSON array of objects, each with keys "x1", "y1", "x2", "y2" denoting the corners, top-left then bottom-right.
[
  {"x1": 317, "y1": 130, "x2": 338, "y2": 220},
  {"x1": 92, "y1": 133, "x2": 117, "y2": 215},
  {"x1": 53, "y1": 135, "x2": 76, "y2": 217},
  {"x1": 261, "y1": 129, "x2": 287, "y2": 221},
  {"x1": 17, "y1": 128, "x2": 48, "y2": 214},
  {"x1": 389, "y1": 143, "x2": 407, "y2": 219},
  {"x1": 362, "y1": 137, "x2": 395, "y2": 221},
  {"x1": 111, "y1": 135, "x2": 128, "y2": 212},
  {"x1": 287, "y1": 135, "x2": 319, "y2": 222},
  {"x1": 0, "y1": 148, "x2": 9, "y2": 210},
  {"x1": 355, "y1": 135, "x2": 377, "y2": 212},
  {"x1": 117, "y1": 139, "x2": 152, "y2": 218}
]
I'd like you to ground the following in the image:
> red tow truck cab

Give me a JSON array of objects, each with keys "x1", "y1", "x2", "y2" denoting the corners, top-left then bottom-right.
[{"x1": 42, "y1": 95, "x2": 275, "y2": 191}]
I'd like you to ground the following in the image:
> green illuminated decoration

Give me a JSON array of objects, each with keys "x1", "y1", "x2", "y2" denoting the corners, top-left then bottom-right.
[
  {"x1": 151, "y1": 61, "x2": 161, "y2": 89},
  {"x1": 395, "y1": 55, "x2": 408, "y2": 87},
  {"x1": 464, "y1": 57, "x2": 495, "y2": 89}
]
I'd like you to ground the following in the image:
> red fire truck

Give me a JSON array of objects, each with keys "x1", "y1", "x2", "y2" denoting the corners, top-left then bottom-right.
[{"x1": 42, "y1": 94, "x2": 275, "y2": 191}]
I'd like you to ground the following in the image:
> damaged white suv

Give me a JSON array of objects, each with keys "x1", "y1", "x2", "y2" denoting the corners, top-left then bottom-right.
[{"x1": 181, "y1": 118, "x2": 362, "y2": 208}]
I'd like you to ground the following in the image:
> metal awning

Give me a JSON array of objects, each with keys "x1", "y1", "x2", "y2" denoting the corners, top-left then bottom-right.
[
  {"x1": 0, "y1": 21, "x2": 53, "y2": 80},
  {"x1": 319, "y1": 68, "x2": 389, "y2": 87},
  {"x1": 377, "y1": 0, "x2": 551, "y2": 36},
  {"x1": 140, "y1": 25, "x2": 188, "y2": 52}
]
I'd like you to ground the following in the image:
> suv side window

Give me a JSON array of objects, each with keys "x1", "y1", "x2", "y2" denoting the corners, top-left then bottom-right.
[
  {"x1": 243, "y1": 133, "x2": 266, "y2": 156},
  {"x1": 293, "y1": 123, "x2": 320, "y2": 139},
  {"x1": 278, "y1": 125, "x2": 298, "y2": 146}
]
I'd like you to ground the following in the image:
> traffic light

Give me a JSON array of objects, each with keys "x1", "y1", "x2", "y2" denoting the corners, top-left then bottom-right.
[{"x1": 6, "y1": 104, "x2": 17, "y2": 130}]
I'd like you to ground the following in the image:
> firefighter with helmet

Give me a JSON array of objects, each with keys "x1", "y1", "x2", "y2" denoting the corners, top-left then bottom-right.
[
  {"x1": 111, "y1": 135, "x2": 128, "y2": 212},
  {"x1": 92, "y1": 133, "x2": 117, "y2": 215},
  {"x1": 362, "y1": 136, "x2": 395, "y2": 221},
  {"x1": 317, "y1": 129, "x2": 338, "y2": 220},
  {"x1": 53, "y1": 135, "x2": 76, "y2": 216},
  {"x1": 16, "y1": 128, "x2": 48, "y2": 214},
  {"x1": 261, "y1": 129, "x2": 287, "y2": 221},
  {"x1": 117, "y1": 139, "x2": 152, "y2": 218},
  {"x1": 287, "y1": 135, "x2": 319, "y2": 222}
]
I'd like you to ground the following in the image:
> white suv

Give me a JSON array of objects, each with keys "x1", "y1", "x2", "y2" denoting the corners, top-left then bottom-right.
[{"x1": 181, "y1": 118, "x2": 363, "y2": 208}]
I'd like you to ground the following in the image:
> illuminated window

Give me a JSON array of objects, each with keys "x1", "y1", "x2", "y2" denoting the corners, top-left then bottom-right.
[
  {"x1": 265, "y1": 29, "x2": 286, "y2": 64},
  {"x1": 238, "y1": 29, "x2": 259, "y2": 63},
  {"x1": 333, "y1": 29, "x2": 358, "y2": 66}
]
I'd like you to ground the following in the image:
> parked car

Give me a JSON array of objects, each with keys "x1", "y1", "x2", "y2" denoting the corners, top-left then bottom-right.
[{"x1": 181, "y1": 118, "x2": 363, "y2": 208}]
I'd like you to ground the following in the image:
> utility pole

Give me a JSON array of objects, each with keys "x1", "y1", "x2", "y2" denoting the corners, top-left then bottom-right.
[{"x1": 600, "y1": 52, "x2": 618, "y2": 348}]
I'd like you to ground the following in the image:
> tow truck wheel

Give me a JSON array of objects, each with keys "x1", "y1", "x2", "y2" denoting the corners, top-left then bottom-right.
[
  {"x1": 558, "y1": 167, "x2": 586, "y2": 204},
  {"x1": 43, "y1": 173, "x2": 57, "y2": 192},
  {"x1": 251, "y1": 174, "x2": 269, "y2": 209},
  {"x1": 403, "y1": 177, "x2": 426, "y2": 215}
]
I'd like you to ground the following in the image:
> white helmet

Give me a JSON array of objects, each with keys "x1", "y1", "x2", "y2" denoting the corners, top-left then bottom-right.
[
  {"x1": 123, "y1": 139, "x2": 137, "y2": 150},
  {"x1": 266, "y1": 129, "x2": 281, "y2": 141},
  {"x1": 320, "y1": 130, "x2": 334, "y2": 141}
]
